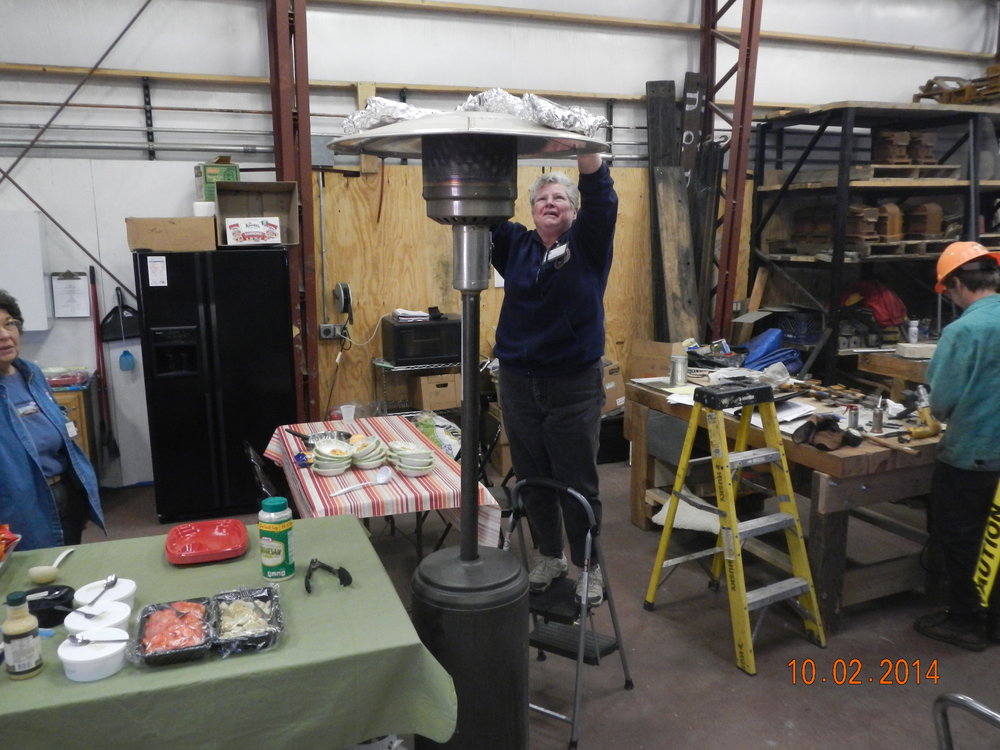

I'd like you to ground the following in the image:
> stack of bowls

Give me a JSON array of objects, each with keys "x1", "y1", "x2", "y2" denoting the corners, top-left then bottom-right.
[
  {"x1": 312, "y1": 439, "x2": 355, "y2": 476},
  {"x1": 387, "y1": 441, "x2": 436, "y2": 477},
  {"x1": 351, "y1": 436, "x2": 388, "y2": 469}
]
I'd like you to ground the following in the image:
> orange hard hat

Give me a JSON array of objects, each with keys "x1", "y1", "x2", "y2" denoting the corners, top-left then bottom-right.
[{"x1": 934, "y1": 241, "x2": 1000, "y2": 293}]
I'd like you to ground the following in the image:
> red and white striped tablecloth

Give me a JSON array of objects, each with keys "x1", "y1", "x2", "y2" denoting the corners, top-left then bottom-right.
[{"x1": 265, "y1": 415, "x2": 502, "y2": 548}]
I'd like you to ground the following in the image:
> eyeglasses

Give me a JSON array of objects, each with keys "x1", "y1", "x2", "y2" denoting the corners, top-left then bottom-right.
[{"x1": 0, "y1": 318, "x2": 22, "y2": 334}]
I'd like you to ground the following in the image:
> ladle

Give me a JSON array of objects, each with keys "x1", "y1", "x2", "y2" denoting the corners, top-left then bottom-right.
[
  {"x1": 329, "y1": 466, "x2": 392, "y2": 497},
  {"x1": 27, "y1": 547, "x2": 75, "y2": 585}
]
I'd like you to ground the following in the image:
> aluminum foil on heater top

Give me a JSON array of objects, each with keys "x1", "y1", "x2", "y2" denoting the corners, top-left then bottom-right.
[
  {"x1": 461, "y1": 88, "x2": 526, "y2": 117},
  {"x1": 341, "y1": 97, "x2": 440, "y2": 135},
  {"x1": 340, "y1": 88, "x2": 609, "y2": 139},
  {"x1": 521, "y1": 93, "x2": 608, "y2": 138}
]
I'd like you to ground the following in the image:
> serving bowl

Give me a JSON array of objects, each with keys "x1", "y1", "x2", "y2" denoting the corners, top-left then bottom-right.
[
  {"x1": 73, "y1": 577, "x2": 137, "y2": 610},
  {"x1": 63, "y1": 600, "x2": 132, "y2": 635},
  {"x1": 57, "y1": 627, "x2": 129, "y2": 682}
]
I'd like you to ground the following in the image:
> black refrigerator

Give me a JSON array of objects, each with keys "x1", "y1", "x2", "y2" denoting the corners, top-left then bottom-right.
[{"x1": 133, "y1": 249, "x2": 297, "y2": 522}]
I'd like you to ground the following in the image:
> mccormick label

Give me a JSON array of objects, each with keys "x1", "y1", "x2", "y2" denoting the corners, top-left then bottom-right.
[{"x1": 259, "y1": 519, "x2": 295, "y2": 580}]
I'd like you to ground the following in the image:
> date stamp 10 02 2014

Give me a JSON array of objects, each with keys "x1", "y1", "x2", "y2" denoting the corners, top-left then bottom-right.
[{"x1": 787, "y1": 658, "x2": 939, "y2": 686}]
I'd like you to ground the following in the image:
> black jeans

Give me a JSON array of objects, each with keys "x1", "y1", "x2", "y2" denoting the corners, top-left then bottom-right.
[
  {"x1": 52, "y1": 473, "x2": 88, "y2": 545},
  {"x1": 929, "y1": 461, "x2": 1000, "y2": 617},
  {"x1": 498, "y1": 362, "x2": 604, "y2": 567}
]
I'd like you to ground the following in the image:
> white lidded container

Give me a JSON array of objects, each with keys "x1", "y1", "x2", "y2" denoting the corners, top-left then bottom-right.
[
  {"x1": 63, "y1": 601, "x2": 131, "y2": 635},
  {"x1": 57, "y1": 627, "x2": 129, "y2": 682},
  {"x1": 73, "y1": 578, "x2": 137, "y2": 610}
]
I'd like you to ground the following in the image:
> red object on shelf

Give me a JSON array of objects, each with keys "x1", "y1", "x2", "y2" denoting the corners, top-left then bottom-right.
[
  {"x1": 46, "y1": 371, "x2": 90, "y2": 387},
  {"x1": 165, "y1": 519, "x2": 249, "y2": 565}
]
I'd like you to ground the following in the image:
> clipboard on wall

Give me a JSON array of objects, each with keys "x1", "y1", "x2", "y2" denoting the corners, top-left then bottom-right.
[{"x1": 51, "y1": 270, "x2": 90, "y2": 318}]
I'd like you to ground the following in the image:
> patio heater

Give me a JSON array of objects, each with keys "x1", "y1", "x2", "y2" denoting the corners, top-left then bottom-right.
[{"x1": 330, "y1": 111, "x2": 607, "y2": 749}]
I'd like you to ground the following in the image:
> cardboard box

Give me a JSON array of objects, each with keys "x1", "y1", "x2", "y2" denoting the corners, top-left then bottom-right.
[
  {"x1": 408, "y1": 373, "x2": 461, "y2": 411},
  {"x1": 195, "y1": 157, "x2": 240, "y2": 201},
  {"x1": 214, "y1": 181, "x2": 299, "y2": 246},
  {"x1": 602, "y1": 358, "x2": 626, "y2": 415},
  {"x1": 628, "y1": 340, "x2": 688, "y2": 380},
  {"x1": 125, "y1": 217, "x2": 217, "y2": 252},
  {"x1": 223, "y1": 216, "x2": 281, "y2": 245}
]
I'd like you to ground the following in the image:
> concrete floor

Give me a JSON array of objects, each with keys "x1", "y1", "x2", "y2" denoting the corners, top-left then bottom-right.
[{"x1": 87, "y1": 460, "x2": 1000, "y2": 750}]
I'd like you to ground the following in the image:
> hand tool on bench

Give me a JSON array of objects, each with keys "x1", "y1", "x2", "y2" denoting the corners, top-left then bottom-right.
[{"x1": 863, "y1": 430, "x2": 920, "y2": 455}]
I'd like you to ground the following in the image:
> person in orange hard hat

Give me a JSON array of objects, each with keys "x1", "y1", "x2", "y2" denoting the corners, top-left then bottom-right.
[{"x1": 914, "y1": 241, "x2": 1000, "y2": 651}]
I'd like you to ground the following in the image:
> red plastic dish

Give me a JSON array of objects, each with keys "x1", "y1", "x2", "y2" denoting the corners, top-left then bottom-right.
[{"x1": 165, "y1": 519, "x2": 249, "y2": 565}]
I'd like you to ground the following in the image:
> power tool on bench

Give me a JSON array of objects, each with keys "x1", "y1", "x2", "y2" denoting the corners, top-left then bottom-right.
[{"x1": 900, "y1": 385, "x2": 941, "y2": 440}]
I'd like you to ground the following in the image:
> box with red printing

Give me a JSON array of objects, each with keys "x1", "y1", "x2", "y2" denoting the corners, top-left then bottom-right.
[{"x1": 224, "y1": 217, "x2": 281, "y2": 245}]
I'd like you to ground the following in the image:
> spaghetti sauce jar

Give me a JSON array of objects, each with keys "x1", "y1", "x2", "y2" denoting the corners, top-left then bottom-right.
[
  {"x1": 3, "y1": 591, "x2": 43, "y2": 680},
  {"x1": 259, "y1": 496, "x2": 295, "y2": 580}
]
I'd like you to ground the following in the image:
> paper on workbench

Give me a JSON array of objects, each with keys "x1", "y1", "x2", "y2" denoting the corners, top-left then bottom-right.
[{"x1": 751, "y1": 399, "x2": 816, "y2": 427}]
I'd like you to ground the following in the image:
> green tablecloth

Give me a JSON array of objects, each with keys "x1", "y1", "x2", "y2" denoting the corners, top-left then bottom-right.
[{"x1": 0, "y1": 515, "x2": 457, "y2": 750}]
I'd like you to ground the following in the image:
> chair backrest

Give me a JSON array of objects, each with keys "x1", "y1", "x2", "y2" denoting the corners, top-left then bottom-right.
[{"x1": 244, "y1": 440, "x2": 277, "y2": 500}]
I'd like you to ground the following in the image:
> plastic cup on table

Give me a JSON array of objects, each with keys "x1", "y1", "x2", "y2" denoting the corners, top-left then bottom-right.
[{"x1": 340, "y1": 404, "x2": 356, "y2": 421}]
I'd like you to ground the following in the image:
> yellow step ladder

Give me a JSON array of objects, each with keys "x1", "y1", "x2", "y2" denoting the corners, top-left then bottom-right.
[{"x1": 642, "y1": 381, "x2": 826, "y2": 675}]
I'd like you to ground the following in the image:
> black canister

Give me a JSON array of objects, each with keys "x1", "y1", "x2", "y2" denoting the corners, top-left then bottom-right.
[{"x1": 26, "y1": 585, "x2": 75, "y2": 627}]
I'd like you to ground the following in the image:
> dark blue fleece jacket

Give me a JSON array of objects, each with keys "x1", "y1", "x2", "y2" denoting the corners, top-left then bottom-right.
[{"x1": 490, "y1": 162, "x2": 618, "y2": 377}]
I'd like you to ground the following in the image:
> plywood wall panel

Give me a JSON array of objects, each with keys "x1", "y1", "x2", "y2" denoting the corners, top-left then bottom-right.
[{"x1": 314, "y1": 164, "x2": 652, "y2": 414}]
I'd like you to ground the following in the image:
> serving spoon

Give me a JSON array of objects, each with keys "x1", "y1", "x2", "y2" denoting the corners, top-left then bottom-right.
[
  {"x1": 329, "y1": 466, "x2": 392, "y2": 497},
  {"x1": 67, "y1": 634, "x2": 130, "y2": 646},
  {"x1": 84, "y1": 574, "x2": 118, "y2": 607}
]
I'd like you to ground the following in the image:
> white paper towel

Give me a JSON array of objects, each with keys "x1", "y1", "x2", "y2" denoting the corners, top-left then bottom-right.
[{"x1": 193, "y1": 201, "x2": 215, "y2": 217}]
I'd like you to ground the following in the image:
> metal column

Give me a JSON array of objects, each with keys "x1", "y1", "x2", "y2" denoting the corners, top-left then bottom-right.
[
  {"x1": 700, "y1": 0, "x2": 764, "y2": 340},
  {"x1": 266, "y1": 0, "x2": 321, "y2": 420}
]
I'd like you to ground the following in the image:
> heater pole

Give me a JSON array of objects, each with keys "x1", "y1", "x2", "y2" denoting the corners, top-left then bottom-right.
[{"x1": 459, "y1": 289, "x2": 481, "y2": 562}]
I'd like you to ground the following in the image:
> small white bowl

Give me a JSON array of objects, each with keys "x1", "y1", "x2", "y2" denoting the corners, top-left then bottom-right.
[
  {"x1": 57, "y1": 627, "x2": 129, "y2": 682},
  {"x1": 352, "y1": 437, "x2": 383, "y2": 457},
  {"x1": 73, "y1": 577, "x2": 137, "y2": 610},
  {"x1": 396, "y1": 465, "x2": 435, "y2": 478},
  {"x1": 313, "y1": 439, "x2": 355, "y2": 459},
  {"x1": 393, "y1": 455, "x2": 435, "y2": 470},
  {"x1": 313, "y1": 456, "x2": 352, "y2": 468},
  {"x1": 313, "y1": 463, "x2": 349, "y2": 477},
  {"x1": 63, "y1": 600, "x2": 132, "y2": 635},
  {"x1": 387, "y1": 440, "x2": 430, "y2": 456}
]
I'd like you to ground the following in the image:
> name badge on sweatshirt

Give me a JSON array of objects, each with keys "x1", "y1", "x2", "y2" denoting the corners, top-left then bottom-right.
[{"x1": 545, "y1": 243, "x2": 568, "y2": 264}]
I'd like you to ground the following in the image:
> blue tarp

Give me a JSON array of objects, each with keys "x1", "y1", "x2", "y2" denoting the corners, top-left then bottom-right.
[{"x1": 735, "y1": 328, "x2": 803, "y2": 374}]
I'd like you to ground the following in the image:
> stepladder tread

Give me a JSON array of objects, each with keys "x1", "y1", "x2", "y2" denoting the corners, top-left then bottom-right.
[
  {"x1": 737, "y1": 512, "x2": 796, "y2": 539},
  {"x1": 745, "y1": 576, "x2": 810, "y2": 611},
  {"x1": 726, "y1": 447, "x2": 781, "y2": 469}
]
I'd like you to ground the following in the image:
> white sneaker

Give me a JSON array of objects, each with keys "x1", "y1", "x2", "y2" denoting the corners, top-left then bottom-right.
[
  {"x1": 575, "y1": 564, "x2": 604, "y2": 607},
  {"x1": 529, "y1": 554, "x2": 568, "y2": 592}
]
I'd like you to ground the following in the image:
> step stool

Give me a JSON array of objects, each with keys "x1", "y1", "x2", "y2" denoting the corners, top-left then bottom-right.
[{"x1": 508, "y1": 477, "x2": 634, "y2": 749}]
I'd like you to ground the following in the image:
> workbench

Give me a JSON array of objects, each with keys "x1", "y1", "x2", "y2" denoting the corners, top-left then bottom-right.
[
  {"x1": 624, "y1": 380, "x2": 939, "y2": 630},
  {"x1": 855, "y1": 350, "x2": 930, "y2": 400}
]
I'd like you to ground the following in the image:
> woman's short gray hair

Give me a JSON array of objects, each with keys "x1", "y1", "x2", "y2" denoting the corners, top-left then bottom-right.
[
  {"x1": 0, "y1": 289, "x2": 23, "y2": 323},
  {"x1": 528, "y1": 172, "x2": 579, "y2": 210}
]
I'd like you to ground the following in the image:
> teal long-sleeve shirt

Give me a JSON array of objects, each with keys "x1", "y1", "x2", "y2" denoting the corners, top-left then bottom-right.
[{"x1": 926, "y1": 293, "x2": 1000, "y2": 471}]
